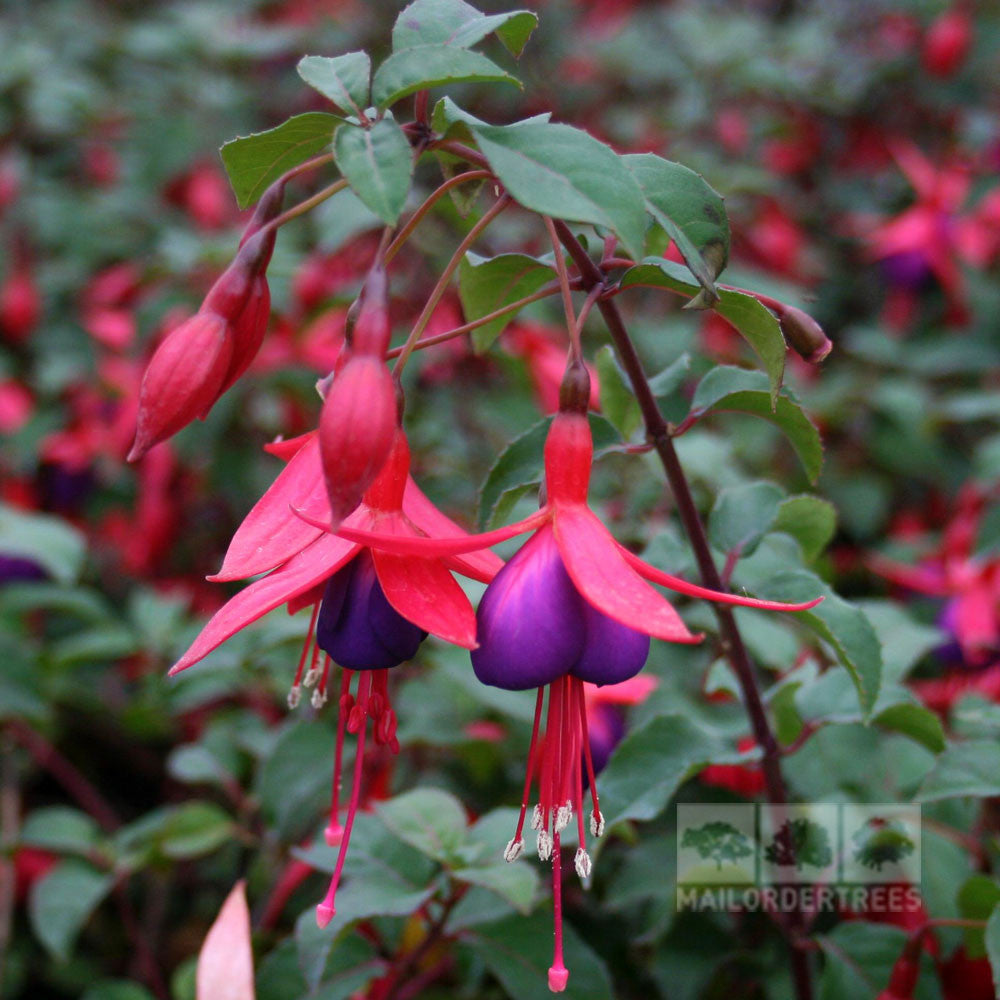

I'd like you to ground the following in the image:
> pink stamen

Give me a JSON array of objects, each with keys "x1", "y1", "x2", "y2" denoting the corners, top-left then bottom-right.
[
  {"x1": 291, "y1": 603, "x2": 320, "y2": 689},
  {"x1": 316, "y1": 671, "x2": 371, "y2": 928},
  {"x1": 577, "y1": 682, "x2": 602, "y2": 832},
  {"x1": 512, "y1": 688, "x2": 546, "y2": 847},
  {"x1": 325, "y1": 669, "x2": 353, "y2": 847},
  {"x1": 548, "y1": 828, "x2": 569, "y2": 993}
]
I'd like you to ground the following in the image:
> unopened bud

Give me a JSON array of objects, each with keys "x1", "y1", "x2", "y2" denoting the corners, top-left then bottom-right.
[
  {"x1": 318, "y1": 354, "x2": 398, "y2": 528},
  {"x1": 779, "y1": 304, "x2": 832, "y2": 364},
  {"x1": 128, "y1": 311, "x2": 233, "y2": 461},
  {"x1": 558, "y1": 356, "x2": 592, "y2": 414},
  {"x1": 352, "y1": 264, "x2": 390, "y2": 357}
]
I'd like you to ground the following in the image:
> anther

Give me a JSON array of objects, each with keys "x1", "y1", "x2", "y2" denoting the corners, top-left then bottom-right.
[
  {"x1": 504, "y1": 838, "x2": 524, "y2": 863},
  {"x1": 590, "y1": 812, "x2": 605, "y2": 837},
  {"x1": 287, "y1": 685, "x2": 301, "y2": 710},
  {"x1": 555, "y1": 803, "x2": 572, "y2": 833},
  {"x1": 311, "y1": 688, "x2": 328, "y2": 709},
  {"x1": 574, "y1": 848, "x2": 592, "y2": 880},
  {"x1": 537, "y1": 829, "x2": 553, "y2": 861},
  {"x1": 303, "y1": 665, "x2": 321, "y2": 689},
  {"x1": 531, "y1": 804, "x2": 543, "y2": 831}
]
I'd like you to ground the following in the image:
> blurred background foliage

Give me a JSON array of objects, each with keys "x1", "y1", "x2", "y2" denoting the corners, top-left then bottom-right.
[{"x1": 0, "y1": 1, "x2": 998, "y2": 998}]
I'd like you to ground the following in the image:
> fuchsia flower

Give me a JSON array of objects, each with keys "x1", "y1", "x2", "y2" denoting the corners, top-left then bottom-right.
[
  {"x1": 860, "y1": 142, "x2": 985, "y2": 327},
  {"x1": 170, "y1": 424, "x2": 501, "y2": 928},
  {"x1": 870, "y1": 484, "x2": 1000, "y2": 668},
  {"x1": 315, "y1": 362, "x2": 822, "y2": 992},
  {"x1": 317, "y1": 265, "x2": 398, "y2": 529},
  {"x1": 129, "y1": 179, "x2": 284, "y2": 461}
]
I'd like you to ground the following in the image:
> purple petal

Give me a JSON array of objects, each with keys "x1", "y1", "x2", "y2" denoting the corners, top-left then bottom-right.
[
  {"x1": 572, "y1": 601, "x2": 650, "y2": 686},
  {"x1": 471, "y1": 528, "x2": 584, "y2": 691},
  {"x1": 316, "y1": 552, "x2": 425, "y2": 670}
]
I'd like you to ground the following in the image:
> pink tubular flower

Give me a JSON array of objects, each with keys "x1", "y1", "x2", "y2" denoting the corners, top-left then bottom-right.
[
  {"x1": 306, "y1": 361, "x2": 822, "y2": 992},
  {"x1": 870, "y1": 484, "x2": 1000, "y2": 667},
  {"x1": 170, "y1": 426, "x2": 501, "y2": 928},
  {"x1": 128, "y1": 180, "x2": 283, "y2": 461},
  {"x1": 317, "y1": 264, "x2": 397, "y2": 527}
]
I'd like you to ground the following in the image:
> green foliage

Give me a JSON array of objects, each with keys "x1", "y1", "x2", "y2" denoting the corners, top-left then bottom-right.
[
  {"x1": 220, "y1": 113, "x2": 342, "y2": 208},
  {"x1": 333, "y1": 116, "x2": 414, "y2": 224}
]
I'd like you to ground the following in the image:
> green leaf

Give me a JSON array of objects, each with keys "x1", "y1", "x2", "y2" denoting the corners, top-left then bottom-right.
[
  {"x1": 0, "y1": 503, "x2": 85, "y2": 584},
  {"x1": 81, "y1": 981, "x2": 156, "y2": 1000},
  {"x1": 597, "y1": 714, "x2": 745, "y2": 829},
  {"x1": 372, "y1": 45, "x2": 521, "y2": 109},
  {"x1": 458, "y1": 251, "x2": 553, "y2": 352},
  {"x1": 293, "y1": 920, "x2": 382, "y2": 996},
  {"x1": 463, "y1": 911, "x2": 614, "y2": 1000},
  {"x1": 957, "y1": 875, "x2": 1000, "y2": 957},
  {"x1": 689, "y1": 366, "x2": 822, "y2": 482},
  {"x1": 874, "y1": 702, "x2": 946, "y2": 754},
  {"x1": 620, "y1": 260, "x2": 786, "y2": 395},
  {"x1": 453, "y1": 864, "x2": 537, "y2": 915},
  {"x1": 333, "y1": 117, "x2": 413, "y2": 225},
  {"x1": 917, "y1": 741, "x2": 1000, "y2": 801},
  {"x1": 393, "y1": 0, "x2": 537, "y2": 56},
  {"x1": 28, "y1": 860, "x2": 112, "y2": 961},
  {"x1": 297, "y1": 53, "x2": 371, "y2": 115},
  {"x1": 376, "y1": 787, "x2": 468, "y2": 865},
  {"x1": 159, "y1": 802, "x2": 233, "y2": 859},
  {"x1": 256, "y1": 722, "x2": 334, "y2": 840},
  {"x1": 596, "y1": 345, "x2": 641, "y2": 439},
  {"x1": 220, "y1": 112, "x2": 341, "y2": 209},
  {"x1": 772, "y1": 495, "x2": 837, "y2": 562},
  {"x1": 477, "y1": 414, "x2": 621, "y2": 530},
  {"x1": 752, "y1": 570, "x2": 882, "y2": 717},
  {"x1": 986, "y1": 905, "x2": 1000, "y2": 996},
  {"x1": 623, "y1": 153, "x2": 729, "y2": 299},
  {"x1": 293, "y1": 813, "x2": 437, "y2": 932},
  {"x1": 468, "y1": 119, "x2": 648, "y2": 261},
  {"x1": 708, "y1": 481, "x2": 784, "y2": 557},
  {"x1": 817, "y1": 923, "x2": 940, "y2": 1000},
  {"x1": 20, "y1": 807, "x2": 103, "y2": 855}
]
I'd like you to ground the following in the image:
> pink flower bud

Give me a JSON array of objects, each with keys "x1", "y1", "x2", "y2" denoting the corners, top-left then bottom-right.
[
  {"x1": 128, "y1": 311, "x2": 233, "y2": 461},
  {"x1": 0, "y1": 266, "x2": 40, "y2": 342},
  {"x1": 217, "y1": 273, "x2": 270, "y2": 396},
  {"x1": 351, "y1": 265, "x2": 391, "y2": 357},
  {"x1": 922, "y1": 7, "x2": 972, "y2": 78},
  {"x1": 318, "y1": 355, "x2": 398, "y2": 528}
]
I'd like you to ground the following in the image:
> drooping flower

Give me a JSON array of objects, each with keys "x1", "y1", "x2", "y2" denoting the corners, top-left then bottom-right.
[
  {"x1": 309, "y1": 360, "x2": 823, "y2": 992},
  {"x1": 128, "y1": 179, "x2": 284, "y2": 460},
  {"x1": 870, "y1": 483, "x2": 999, "y2": 667},
  {"x1": 317, "y1": 263, "x2": 398, "y2": 528},
  {"x1": 170, "y1": 426, "x2": 502, "y2": 928}
]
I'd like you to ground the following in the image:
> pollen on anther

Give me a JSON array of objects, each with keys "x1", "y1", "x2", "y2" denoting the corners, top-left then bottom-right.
[
  {"x1": 531, "y1": 804, "x2": 543, "y2": 831},
  {"x1": 504, "y1": 838, "x2": 524, "y2": 862},
  {"x1": 311, "y1": 688, "x2": 328, "y2": 709},
  {"x1": 287, "y1": 685, "x2": 301, "y2": 709},
  {"x1": 555, "y1": 803, "x2": 572, "y2": 832},
  {"x1": 574, "y1": 847, "x2": 592, "y2": 880},
  {"x1": 303, "y1": 665, "x2": 321, "y2": 689},
  {"x1": 537, "y1": 829, "x2": 553, "y2": 860},
  {"x1": 590, "y1": 812, "x2": 605, "y2": 837}
]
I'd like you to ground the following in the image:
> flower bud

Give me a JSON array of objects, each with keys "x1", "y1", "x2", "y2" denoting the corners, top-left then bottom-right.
[
  {"x1": 779, "y1": 304, "x2": 832, "y2": 364},
  {"x1": 0, "y1": 266, "x2": 40, "y2": 343},
  {"x1": 318, "y1": 355, "x2": 398, "y2": 527},
  {"x1": 351, "y1": 264, "x2": 390, "y2": 357},
  {"x1": 558, "y1": 356, "x2": 592, "y2": 415},
  {"x1": 922, "y1": 7, "x2": 972, "y2": 78},
  {"x1": 217, "y1": 273, "x2": 271, "y2": 396},
  {"x1": 128, "y1": 311, "x2": 233, "y2": 461}
]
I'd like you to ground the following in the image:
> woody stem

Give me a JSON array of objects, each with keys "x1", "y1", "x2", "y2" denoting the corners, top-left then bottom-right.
[{"x1": 552, "y1": 219, "x2": 813, "y2": 1000}]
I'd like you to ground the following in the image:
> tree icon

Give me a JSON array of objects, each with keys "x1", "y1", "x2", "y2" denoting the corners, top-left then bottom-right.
[
  {"x1": 764, "y1": 817, "x2": 833, "y2": 870},
  {"x1": 681, "y1": 821, "x2": 754, "y2": 871},
  {"x1": 851, "y1": 817, "x2": 916, "y2": 871}
]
